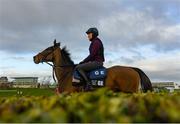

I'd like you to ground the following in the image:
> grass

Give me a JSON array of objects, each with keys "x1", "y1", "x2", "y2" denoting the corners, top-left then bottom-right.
[{"x1": 0, "y1": 88, "x2": 55, "y2": 97}]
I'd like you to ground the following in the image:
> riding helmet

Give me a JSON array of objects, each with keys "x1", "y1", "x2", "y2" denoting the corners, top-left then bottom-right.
[{"x1": 86, "y1": 27, "x2": 99, "y2": 37}]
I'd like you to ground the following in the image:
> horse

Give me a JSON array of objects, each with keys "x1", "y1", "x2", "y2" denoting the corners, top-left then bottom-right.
[{"x1": 33, "y1": 40, "x2": 152, "y2": 93}]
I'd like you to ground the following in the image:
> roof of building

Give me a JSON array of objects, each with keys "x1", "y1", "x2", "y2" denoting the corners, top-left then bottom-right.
[
  {"x1": 152, "y1": 82, "x2": 174, "y2": 84},
  {"x1": 0, "y1": 77, "x2": 8, "y2": 79},
  {"x1": 11, "y1": 77, "x2": 38, "y2": 79}
]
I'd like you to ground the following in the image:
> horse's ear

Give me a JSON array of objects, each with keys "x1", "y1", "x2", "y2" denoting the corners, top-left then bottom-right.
[
  {"x1": 53, "y1": 39, "x2": 60, "y2": 47},
  {"x1": 53, "y1": 39, "x2": 57, "y2": 46}
]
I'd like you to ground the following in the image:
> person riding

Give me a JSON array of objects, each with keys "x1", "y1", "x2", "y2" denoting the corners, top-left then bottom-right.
[{"x1": 75, "y1": 27, "x2": 105, "y2": 91}]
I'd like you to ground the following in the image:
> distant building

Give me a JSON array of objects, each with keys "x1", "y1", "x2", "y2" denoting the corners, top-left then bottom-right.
[
  {"x1": 11, "y1": 77, "x2": 38, "y2": 88},
  {"x1": 0, "y1": 77, "x2": 8, "y2": 83},
  {"x1": 0, "y1": 76, "x2": 12, "y2": 88},
  {"x1": 152, "y1": 82, "x2": 179, "y2": 89}
]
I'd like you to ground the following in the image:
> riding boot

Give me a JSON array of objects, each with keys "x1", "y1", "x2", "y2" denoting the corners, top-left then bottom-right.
[{"x1": 77, "y1": 69, "x2": 93, "y2": 91}]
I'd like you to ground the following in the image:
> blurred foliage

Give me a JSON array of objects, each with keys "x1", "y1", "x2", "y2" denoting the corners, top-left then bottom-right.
[{"x1": 0, "y1": 88, "x2": 180, "y2": 123}]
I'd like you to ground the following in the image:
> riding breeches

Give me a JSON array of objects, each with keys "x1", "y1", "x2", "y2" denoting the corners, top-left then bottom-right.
[{"x1": 75, "y1": 61, "x2": 103, "y2": 83}]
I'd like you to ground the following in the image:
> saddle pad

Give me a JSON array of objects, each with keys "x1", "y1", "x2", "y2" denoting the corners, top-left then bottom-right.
[
  {"x1": 89, "y1": 67, "x2": 107, "y2": 79},
  {"x1": 73, "y1": 67, "x2": 107, "y2": 80}
]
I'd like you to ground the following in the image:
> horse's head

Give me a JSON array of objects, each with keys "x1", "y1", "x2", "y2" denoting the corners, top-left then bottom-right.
[{"x1": 33, "y1": 39, "x2": 61, "y2": 64}]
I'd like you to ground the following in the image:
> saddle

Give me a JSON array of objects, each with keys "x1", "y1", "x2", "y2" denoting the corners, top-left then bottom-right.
[{"x1": 72, "y1": 67, "x2": 107, "y2": 87}]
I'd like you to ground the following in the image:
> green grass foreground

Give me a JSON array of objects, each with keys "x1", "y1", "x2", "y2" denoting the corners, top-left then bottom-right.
[{"x1": 0, "y1": 88, "x2": 180, "y2": 123}]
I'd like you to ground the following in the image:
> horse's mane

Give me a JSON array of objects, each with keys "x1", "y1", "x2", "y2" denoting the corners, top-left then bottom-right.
[{"x1": 61, "y1": 46, "x2": 74, "y2": 65}]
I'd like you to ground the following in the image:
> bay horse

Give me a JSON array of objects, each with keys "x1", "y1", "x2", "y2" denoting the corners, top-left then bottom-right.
[{"x1": 33, "y1": 40, "x2": 152, "y2": 93}]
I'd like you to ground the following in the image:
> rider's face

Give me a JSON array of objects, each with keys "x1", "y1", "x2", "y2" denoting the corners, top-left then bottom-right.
[{"x1": 87, "y1": 33, "x2": 93, "y2": 41}]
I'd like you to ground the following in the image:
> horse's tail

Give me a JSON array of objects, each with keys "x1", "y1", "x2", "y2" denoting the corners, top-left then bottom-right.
[{"x1": 132, "y1": 67, "x2": 153, "y2": 92}]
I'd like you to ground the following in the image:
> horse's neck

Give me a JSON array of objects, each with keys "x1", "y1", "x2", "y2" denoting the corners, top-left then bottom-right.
[{"x1": 53, "y1": 52, "x2": 74, "y2": 91}]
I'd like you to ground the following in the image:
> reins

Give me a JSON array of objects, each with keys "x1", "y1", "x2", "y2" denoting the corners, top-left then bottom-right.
[
  {"x1": 45, "y1": 62, "x2": 57, "y2": 83},
  {"x1": 45, "y1": 62, "x2": 74, "y2": 68},
  {"x1": 45, "y1": 62, "x2": 73, "y2": 82},
  {"x1": 44, "y1": 62, "x2": 74, "y2": 92}
]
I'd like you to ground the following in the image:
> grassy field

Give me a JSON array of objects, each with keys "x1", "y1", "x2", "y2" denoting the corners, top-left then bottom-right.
[
  {"x1": 0, "y1": 88, "x2": 180, "y2": 123},
  {"x1": 0, "y1": 88, "x2": 55, "y2": 97}
]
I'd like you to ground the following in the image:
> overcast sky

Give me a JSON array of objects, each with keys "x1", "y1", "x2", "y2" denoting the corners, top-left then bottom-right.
[{"x1": 0, "y1": 0, "x2": 180, "y2": 83}]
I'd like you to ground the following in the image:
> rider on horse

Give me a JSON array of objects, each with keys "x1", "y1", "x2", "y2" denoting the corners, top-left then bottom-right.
[{"x1": 75, "y1": 27, "x2": 105, "y2": 91}]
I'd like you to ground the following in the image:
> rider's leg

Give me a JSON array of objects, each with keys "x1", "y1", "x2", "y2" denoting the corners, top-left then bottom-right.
[{"x1": 75, "y1": 61, "x2": 103, "y2": 89}]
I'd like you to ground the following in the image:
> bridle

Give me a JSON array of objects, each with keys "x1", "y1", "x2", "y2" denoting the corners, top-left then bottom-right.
[{"x1": 38, "y1": 48, "x2": 75, "y2": 91}]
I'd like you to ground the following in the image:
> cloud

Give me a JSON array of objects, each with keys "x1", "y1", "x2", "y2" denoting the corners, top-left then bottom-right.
[
  {"x1": 0, "y1": 0, "x2": 121, "y2": 53},
  {"x1": 99, "y1": 9, "x2": 180, "y2": 51},
  {"x1": 1, "y1": 0, "x2": 180, "y2": 53},
  {"x1": 133, "y1": 51, "x2": 180, "y2": 82}
]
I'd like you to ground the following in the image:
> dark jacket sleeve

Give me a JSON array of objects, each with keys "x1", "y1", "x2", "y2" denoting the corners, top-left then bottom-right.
[{"x1": 80, "y1": 40, "x2": 101, "y2": 63}]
